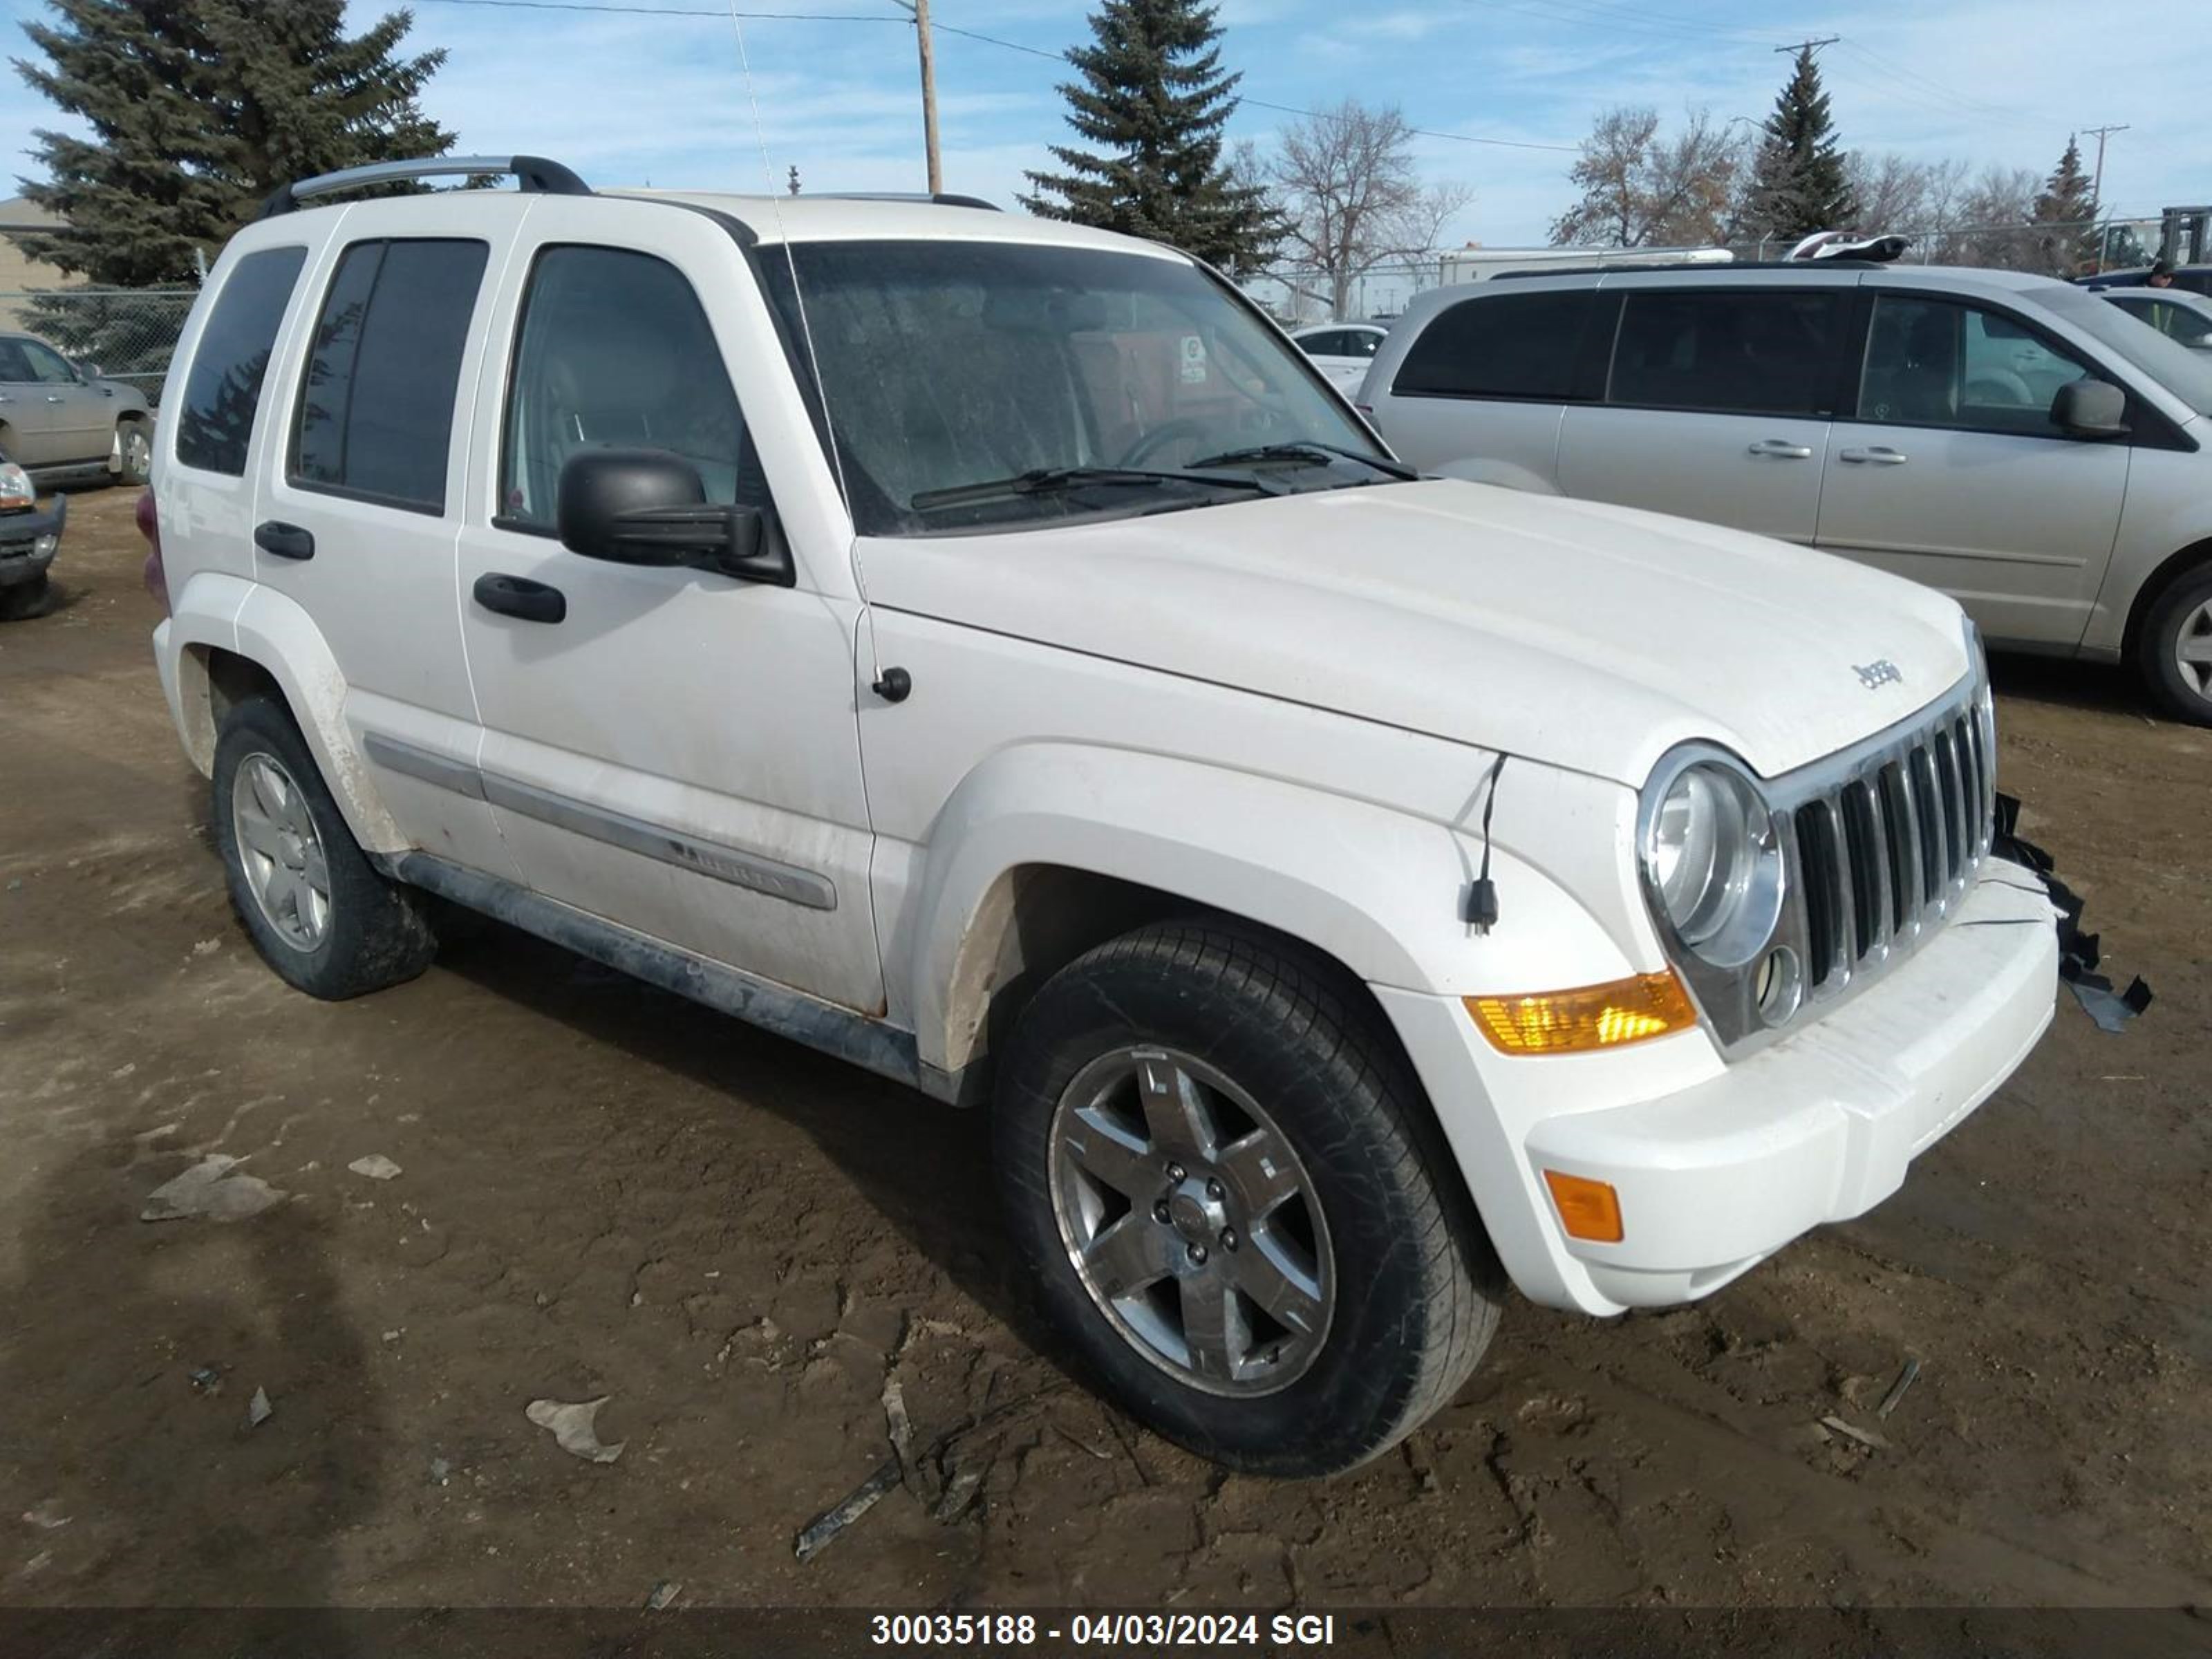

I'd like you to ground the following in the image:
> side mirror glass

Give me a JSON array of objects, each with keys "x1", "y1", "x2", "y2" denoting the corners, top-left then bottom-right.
[
  {"x1": 2050, "y1": 378, "x2": 2128, "y2": 438},
  {"x1": 554, "y1": 447, "x2": 791, "y2": 585}
]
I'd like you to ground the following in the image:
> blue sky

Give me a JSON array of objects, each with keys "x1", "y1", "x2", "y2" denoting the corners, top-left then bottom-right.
[{"x1": 3, "y1": 0, "x2": 2207, "y2": 247}]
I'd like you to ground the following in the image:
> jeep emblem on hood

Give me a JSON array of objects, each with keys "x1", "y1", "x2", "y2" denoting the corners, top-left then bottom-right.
[{"x1": 1855, "y1": 659, "x2": 1903, "y2": 689}]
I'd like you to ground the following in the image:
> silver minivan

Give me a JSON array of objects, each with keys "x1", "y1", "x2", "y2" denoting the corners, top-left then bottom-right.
[{"x1": 1362, "y1": 264, "x2": 2212, "y2": 724}]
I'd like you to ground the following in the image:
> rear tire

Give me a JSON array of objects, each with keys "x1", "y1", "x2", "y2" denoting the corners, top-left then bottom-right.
[
  {"x1": 994, "y1": 919, "x2": 1501, "y2": 1477},
  {"x1": 2137, "y1": 565, "x2": 2212, "y2": 726},
  {"x1": 116, "y1": 418, "x2": 152, "y2": 486},
  {"x1": 212, "y1": 695, "x2": 438, "y2": 999},
  {"x1": 0, "y1": 574, "x2": 51, "y2": 622}
]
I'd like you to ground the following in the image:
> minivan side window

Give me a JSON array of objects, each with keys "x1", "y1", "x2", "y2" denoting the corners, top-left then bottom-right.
[
  {"x1": 1857, "y1": 294, "x2": 2095, "y2": 437},
  {"x1": 292, "y1": 238, "x2": 489, "y2": 513},
  {"x1": 1394, "y1": 291, "x2": 1593, "y2": 400},
  {"x1": 499, "y1": 245, "x2": 762, "y2": 530},
  {"x1": 1608, "y1": 289, "x2": 1841, "y2": 416},
  {"x1": 174, "y1": 247, "x2": 308, "y2": 477}
]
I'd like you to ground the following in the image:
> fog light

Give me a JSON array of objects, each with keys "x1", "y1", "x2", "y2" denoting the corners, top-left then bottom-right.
[
  {"x1": 33, "y1": 533, "x2": 57, "y2": 559},
  {"x1": 1543, "y1": 1171, "x2": 1623, "y2": 1243},
  {"x1": 1466, "y1": 971, "x2": 1696, "y2": 1054}
]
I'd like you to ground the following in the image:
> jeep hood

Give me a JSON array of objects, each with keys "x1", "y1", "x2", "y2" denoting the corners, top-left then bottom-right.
[{"x1": 860, "y1": 478, "x2": 1973, "y2": 787}]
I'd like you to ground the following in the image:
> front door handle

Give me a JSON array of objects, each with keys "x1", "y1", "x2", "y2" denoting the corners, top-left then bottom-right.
[
  {"x1": 473, "y1": 572, "x2": 567, "y2": 624},
  {"x1": 45, "y1": 394, "x2": 65, "y2": 404},
  {"x1": 1838, "y1": 446, "x2": 1909, "y2": 465},
  {"x1": 1747, "y1": 438, "x2": 1815, "y2": 460},
  {"x1": 254, "y1": 521, "x2": 315, "y2": 561}
]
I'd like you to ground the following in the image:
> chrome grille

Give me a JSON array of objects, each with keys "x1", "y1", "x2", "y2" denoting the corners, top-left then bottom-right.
[{"x1": 1773, "y1": 680, "x2": 1996, "y2": 1004}]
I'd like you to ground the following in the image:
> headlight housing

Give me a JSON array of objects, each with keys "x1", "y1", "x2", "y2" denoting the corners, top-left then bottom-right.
[
  {"x1": 0, "y1": 462, "x2": 33, "y2": 512},
  {"x1": 1639, "y1": 749, "x2": 1783, "y2": 971}
]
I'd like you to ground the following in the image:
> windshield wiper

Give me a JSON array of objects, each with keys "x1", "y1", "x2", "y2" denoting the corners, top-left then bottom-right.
[
  {"x1": 1184, "y1": 440, "x2": 1420, "y2": 481},
  {"x1": 910, "y1": 465, "x2": 1280, "y2": 513}
]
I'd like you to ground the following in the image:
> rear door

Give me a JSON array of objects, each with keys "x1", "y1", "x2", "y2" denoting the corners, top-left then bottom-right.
[
  {"x1": 1814, "y1": 288, "x2": 2130, "y2": 646},
  {"x1": 1555, "y1": 280, "x2": 1851, "y2": 543},
  {"x1": 250, "y1": 197, "x2": 533, "y2": 879}
]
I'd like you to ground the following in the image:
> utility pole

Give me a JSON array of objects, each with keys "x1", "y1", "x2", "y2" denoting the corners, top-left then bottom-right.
[
  {"x1": 2083, "y1": 124, "x2": 2128, "y2": 205},
  {"x1": 913, "y1": 0, "x2": 943, "y2": 195},
  {"x1": 1774, "y1": 35, "x2": 1839, "y2": 57}
]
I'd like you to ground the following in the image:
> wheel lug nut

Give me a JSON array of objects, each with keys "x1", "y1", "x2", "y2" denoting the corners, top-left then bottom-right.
[
  {"x1": 1206, "y1": 1178, "x2": 1224, "y2": 1201},
  {"x1": 1187, "y1": 1243, "x2": 1208, "y2": 1265},
  {"x1": 1165, "y1": 1163, "x2": 1185, "y2": 1183},
  {"x1": 1152, "y1": 1199, "x2": 1171, "y2": 1224},
  {"x1": 1220, "y1": 1228, "x2": 1238, "y2": 1250}
]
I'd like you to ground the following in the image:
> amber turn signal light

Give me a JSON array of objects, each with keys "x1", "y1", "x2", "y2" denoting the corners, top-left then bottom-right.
[
  {"x1": 1464, "y1": 971, "x2": 1695, "y2": 1055},
  {"x1": 1543, "y1": 1170, "x2": 1624, "y2": 1243}
]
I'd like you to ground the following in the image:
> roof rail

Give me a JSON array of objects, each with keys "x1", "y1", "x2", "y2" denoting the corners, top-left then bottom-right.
[
  {"x1": 1490, "y1": 258, "x2": 1883, "y2": 281},
  {"x1": 257, "y1": 155, "x2": 590, "y2": 219},
  {"x1": 809, "y1": 191, "x2": 1002, "y2": 212}
]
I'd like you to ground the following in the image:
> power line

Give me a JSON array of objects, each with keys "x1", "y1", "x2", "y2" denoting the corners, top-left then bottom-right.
[
  {"x1": 418, "y1": 0, "x2": 901, "y2": 17},
  {"x1": 1774, "y1": 34, "x2": 1839, "y2": 55}
]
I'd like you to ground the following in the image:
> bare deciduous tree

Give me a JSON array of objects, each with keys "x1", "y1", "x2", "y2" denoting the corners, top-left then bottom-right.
[
  {"x1": 1550, "y1": 106, "x2": 1746, "y2": 249},
  {"x1": 1842, "y1": 151, "x2": 1970, "y2": 247},
  {"x1": 1264, "y1": 100, "x2": 1472, "y2": 320}
]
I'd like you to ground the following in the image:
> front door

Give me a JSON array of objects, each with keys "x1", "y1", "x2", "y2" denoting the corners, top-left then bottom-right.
[
  {"x1": 1815, "y1": 292, "x2": 2131, "y2": 646},
  {"x1": 454, "y1": 214, "x2": 882, "y2": 1013}
]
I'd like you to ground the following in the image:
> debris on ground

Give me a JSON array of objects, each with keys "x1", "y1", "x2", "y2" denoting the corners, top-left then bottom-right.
[
  {"x1": 140, "y1": 1155, "x2": 285, "y2": 1223},
  {"x1": 428, "y1": 1456, "x2": 452, "y2": 1487},
  {"x1": 793, "y1": 1456, "x2": 901, "y2": 1563},
  {"x1": 1877, "y1": 1358, "x2": 1923, "y2": 1421},
  {"x1": 188, "y1": 1365, "x2": 222, "y2": 1395},
  {"x1": 1818, "y1": 1414, "x2": 1891, "y2": 1452},
  {"x1": 525, "y1": 1396, "x2": 626, "y2": 1464},
  {"x1": 246, "y1": 1387, "x2": 273, "y2": 1429},
  {"x1": 1993, "y1": 794, "x2": 2153, "y2": 1033},
  {"x1": 347, "y1": 1154, "x2": 402, "y2": 1181},
  {"x1": 645, "y1": 1580, "x2": 682, "y2": 1611},
  {"x1": 20, "y1": 1503, "x2": 70, "y2": 1531},
  {"x1": 882, "y1": 1374, "x2": 915, "y2": 1483},
  {"x1": 932, "y1": 1464, "x2": 985, "y2": 1524}
]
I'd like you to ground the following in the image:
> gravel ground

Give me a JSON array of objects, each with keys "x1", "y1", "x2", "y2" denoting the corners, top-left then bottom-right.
[{"x1": 2, "y1": 487, "x2": 2207, "y2": 1624}]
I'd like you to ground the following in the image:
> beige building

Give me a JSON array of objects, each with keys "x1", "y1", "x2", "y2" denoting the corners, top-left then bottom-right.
[{"x1": 0, "y1": 197, "x2": 80, "y2": 330}]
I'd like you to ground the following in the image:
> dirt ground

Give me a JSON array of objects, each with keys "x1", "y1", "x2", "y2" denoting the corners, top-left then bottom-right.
[{"x1": 3, "y1": 487, "x2": 2209, "y2": 1621}]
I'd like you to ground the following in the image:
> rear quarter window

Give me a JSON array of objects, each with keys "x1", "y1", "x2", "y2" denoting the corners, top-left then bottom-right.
[
  {"x1": 1392, "y1": 290, "x2": 1593, "y2": 400},
  {"x1": 174, "y1": 246, "x2": 308, "y2": 476}
]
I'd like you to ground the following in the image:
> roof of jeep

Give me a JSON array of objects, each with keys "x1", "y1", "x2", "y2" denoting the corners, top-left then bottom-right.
[{"x1": 608, "y1": 189, "x2": 1187, "y2": 257}]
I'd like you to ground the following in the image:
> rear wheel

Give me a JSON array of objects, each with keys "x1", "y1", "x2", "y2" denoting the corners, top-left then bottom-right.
[
  {"x1": 2137, "y1": 565, "x2": 2212, "y2": 726},
  {"x1": 212, "y1": 695, "x2": 438, "y2": 999},
  {"x1": 116, "y1": 419, "x2": 152, "y2": 486},
  {"x1": 994, "y1": 920, "x2": 1501, "y2": 1477}
]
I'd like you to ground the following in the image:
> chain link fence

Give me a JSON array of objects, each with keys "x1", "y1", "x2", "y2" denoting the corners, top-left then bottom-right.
[{"x1": 0, "y1": 287, "x2": 196, "y2": 406}]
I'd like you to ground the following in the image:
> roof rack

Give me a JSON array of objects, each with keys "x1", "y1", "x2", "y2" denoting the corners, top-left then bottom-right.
[
  {"x1": 1491, "y1": 258, "x2": 1884, "y2": 281},
  {"x1": 810, "y1": 191, "x2": 1002, "y2": 212},
  {"x1": 258, "y1": 155, "x2": 591, "y2": 219}
]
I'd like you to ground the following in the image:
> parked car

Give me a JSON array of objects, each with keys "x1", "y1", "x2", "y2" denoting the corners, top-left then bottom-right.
[
  {"x1": 145, "y1": 158, "x2": 2057, "y2": 1477},
  {"x1": 2077, "y1": 265, "x2": 2212, "y2": 297},
  {"x1": 1288, "y1": 321, "x2": 1387, "y2": 388},
  {"x1": 0, "y1": 330, "x2": 156, "y2": 487},
  {"x1": 1360, "y1": 263, "x2": 2212, "y2": 725},
  {"x1": 2101, "y1": 285, "x2": 2212, "y2": 353},
  {"x1": 0, "y1": 447, "x2": 66, "y2": 620}
]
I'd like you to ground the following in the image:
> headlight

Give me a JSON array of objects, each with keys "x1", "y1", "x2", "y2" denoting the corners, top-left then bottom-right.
[
  {"x1": 1640, "y1": 753, "x2": 1783, "y2": 968},
  {"x1": 0, "y1": 462, "x2": 32, "y2": 512}
]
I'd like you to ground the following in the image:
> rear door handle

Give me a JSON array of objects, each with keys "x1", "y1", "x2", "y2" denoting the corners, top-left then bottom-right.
[
  {"x1": 1746, "y1": 438, "x2": 1815, "y2": 460},
  {"x1": 1838, "y1": 446, "x2": 1909, "y2": 465},
  {"x1": 254, "y1": 521, "x2": 315, "y2": 561},
  {"x1": 473, "y1": 571, "x2": 567, "y2": 624}
]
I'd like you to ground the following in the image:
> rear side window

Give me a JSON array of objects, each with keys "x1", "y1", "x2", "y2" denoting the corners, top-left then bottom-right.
[
  {"x1": 174, "y1": 246, "x2": 307, "y2": 476},
  {"x1": 1609, "y1": 289, "x2": 1842, "y2": 415},
  {"x1": 1392, "y1": 291, "x2": 1593, "y2": 400},
  {"x1": 292, "y1": 238, "x2": 489, "y2": 512}
]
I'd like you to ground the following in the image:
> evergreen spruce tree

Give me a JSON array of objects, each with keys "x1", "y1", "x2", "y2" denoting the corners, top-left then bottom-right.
[
  {"x1": 2032, "y1": 135, "x2": 2099, "y2": 276},
  {"x1": 1020, "y1": 0, "x2": 1276, "y2": 274},
  {"x1": 1737, "y1": 46, "x2": 1857, "y2": 245},
  {"x1": 15, "y1": 0, "x2": 453, "y2": 286}
]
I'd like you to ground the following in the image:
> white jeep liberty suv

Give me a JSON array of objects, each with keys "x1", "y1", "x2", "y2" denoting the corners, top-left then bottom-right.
[{"x1": 145, "y1": 157, "x2": 2059, "y2": 1476}]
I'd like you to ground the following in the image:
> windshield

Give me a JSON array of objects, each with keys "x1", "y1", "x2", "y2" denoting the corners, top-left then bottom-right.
[
  {"x1": 2043, "y1": 285, "x2": 2212, "y2": 418},
  {"x1": 758, "y1": 240, "x2": 1392, "y2": 534}
]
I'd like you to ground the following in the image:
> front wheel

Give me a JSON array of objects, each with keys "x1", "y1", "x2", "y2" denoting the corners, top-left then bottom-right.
[
  {"x1": 994, "y1": 921, "x2": 1501, "y2": 1477},
  {"x1": 2137, "y1": 565, "x2": 2212, "y2": 726}
]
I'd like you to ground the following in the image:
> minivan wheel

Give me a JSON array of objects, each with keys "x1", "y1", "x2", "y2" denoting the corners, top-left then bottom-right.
[
  {"x1": 2137, "y1": 566, "x2": 2212, "y2": 727},
  {"x1": 995, "y1": 920, "x2": 1501, "y2": 1477},
  {"x1": 212, "y1": 696, "x2": 438, "y2": 999}
]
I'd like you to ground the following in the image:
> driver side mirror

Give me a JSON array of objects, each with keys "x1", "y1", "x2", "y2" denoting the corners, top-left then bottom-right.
[
  {"x1": 556, "y1": 448, "x2": 792, "y2": 586},
  {"x1": 2051, "y1": 379, "x2": 2129, "y2": 439}
]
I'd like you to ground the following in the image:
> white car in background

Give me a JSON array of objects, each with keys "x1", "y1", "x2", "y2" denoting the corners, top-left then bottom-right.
[
  {"x1": 1289, "y1": 321, "x2": 1387, "y2": 388},
  {"x1": 2100, "y1": 285, "x2": 2212, "y2": 355}
]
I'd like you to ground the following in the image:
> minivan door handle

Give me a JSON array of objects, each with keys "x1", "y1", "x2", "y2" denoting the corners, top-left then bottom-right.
[
  {"x1": 1838, "y1": 446, "x2": 1910, "y2": 465},
  {"x1": 1746, "y1": 438, "x2": 1815, "y2": 460},
  {"x1": 253, "y1": 521, "x2": 315, "y2": 561},
  {"x1": 472, "y1": 572, "x2": 567, "y2": 624}
]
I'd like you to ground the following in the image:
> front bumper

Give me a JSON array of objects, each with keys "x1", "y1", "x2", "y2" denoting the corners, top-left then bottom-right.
[
  {"x1": 1378, "y1": 859, "x2": 2059, "y2": 1316},
  {"x1": 0, "y1": 492, "x2": 66, "y2": 585}
]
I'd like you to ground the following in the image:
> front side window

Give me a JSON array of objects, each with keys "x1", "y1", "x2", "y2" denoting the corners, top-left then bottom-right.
[
  {"x1": 500, "y1": 245, "x2": 760, "y2": 530},
  {"x1": 758, "y1": 240, "x2": 1386, "y2": 536},
  {"x1": 175, "y1": 246, "x2": 307, "y2": 476},
  {"x1": 18, "y1": 340, "x2": 76, "y2": 384},
  {"x1": 1345, "y1": 330, "x2": 1382, "y2": 358},
  {"x1": 292, "y1": 237, "x2": 488, "y2": 512},
  {"x1": 1394, "y1": 291, "x2": 1592, "y2": 401},
  {"x1": 1609, "y1": 289, "x2": 1841, "y2": 416},
  {"x1": 1857, "y1": 295, "x2": 2094, "y2": 436}
]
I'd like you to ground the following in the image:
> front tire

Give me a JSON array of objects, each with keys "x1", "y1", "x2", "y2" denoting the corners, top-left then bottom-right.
[
  {"x1": 2137, "y1": 565, "x2": 2212, "y2": 726},
  {"x1": 995, "y1": 921, "x2": 1501, "y2": 1477},
  {"x1": 212, "y1": 695, "x2": 438, "y2": 999}
]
